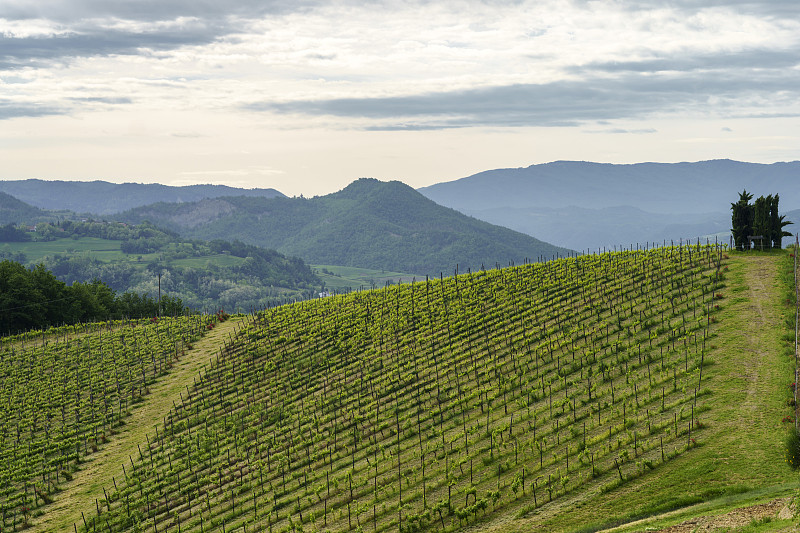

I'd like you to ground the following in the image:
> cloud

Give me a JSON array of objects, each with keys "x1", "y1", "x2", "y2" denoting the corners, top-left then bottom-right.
[
  {"x1": 170, "y1": 132, "x2": 206, "y2": 138},
  {"x1": 577, "y1": 48, "x2": 800, "y2": 74},
  {"x1": 243, "y1": 67, "x2": 800, "y2": 129},
  {"x1": 0, "y1": 25, "x2": 224, "y2": 68},
  {"x1": 616, "y1": 0, "x2": 800, "y2": 18},
  {"x1": 0, "y1": 100, "x2": 67, "y2": 119},
  {"x1": 0, "y1": 1, "x2": 330, "y2": 67},
  {"x1": 0, "y1": 0, "x2": 317, "y2": 24},
  {"x1": 2, "y1": 0, "x2": 799, "y2": 158},
  {"x1": 585, "y1": 128, "x2": 658, "y2": 134},
  {"x1": 68, "y1": 96, "x2": 133, "y2": 104}
]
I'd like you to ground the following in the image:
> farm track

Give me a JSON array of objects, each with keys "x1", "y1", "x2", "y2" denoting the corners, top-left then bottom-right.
[
  {"x1": 27, "y1": 318, "x2": 241, "y2": 533},
  {"x1": 740, "y1": 255, "x2": 778, "y2": 414}
]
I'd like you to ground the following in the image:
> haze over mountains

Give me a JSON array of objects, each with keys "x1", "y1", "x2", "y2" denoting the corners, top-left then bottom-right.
[
  {"x1": 3, "y1": 159, "x2": 798, "y2": 274},
  {"x1": 419, "y1": 159, "x2": 800, "y2": 250},
  {"x1": 0, "y1": 179, "x2": 284, "y2": 215}
]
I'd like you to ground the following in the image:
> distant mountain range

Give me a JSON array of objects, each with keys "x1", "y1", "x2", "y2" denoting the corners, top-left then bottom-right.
[
  {"x1": 0, "y1": 179, "x2": 284, "y2": 215},
  {"x1": 418, "y1": 159, "x2": 800, "y2": 250},
  {"x1": 4, "y1": 159, "x2": 797, "y2": 259},
  {"x1": 120, "y1": 178, "x2": 571, "y2": 275}
]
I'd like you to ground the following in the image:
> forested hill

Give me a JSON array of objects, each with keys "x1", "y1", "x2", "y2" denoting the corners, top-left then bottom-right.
[
  {"x1": 0, "y1": 191, "x2": 49, "y2": 224},
  {"x1": 0, "y1": 179, "x2": 285, "y2": 215},
  {"x1": 120, "y1": 178, "x2": 572, "y2": 275},
  {"x1": 0, "y1": 219, "x2": 321, "y2": 312}
]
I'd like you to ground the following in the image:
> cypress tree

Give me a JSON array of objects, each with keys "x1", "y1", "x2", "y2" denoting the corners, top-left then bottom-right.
[
  {"x1": 770, "y1": 194, "x2": 793, "y2": 249},
  {"x1": 752, "y1": 194, "x2": 771, "y2": 250},
  {"x1": 730, "y1": 190, "x2": 753, "y2": 251},
  {"x1": 731, "y1": 191, "x2": 792, "y2": 250}
]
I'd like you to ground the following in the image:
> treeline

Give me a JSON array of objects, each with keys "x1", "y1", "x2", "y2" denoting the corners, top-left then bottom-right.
[
  {"x1": 731, "y1": 190, "x2": 792, "y2": 250},
  {"x1": 0, "y1": 260, "x2": 185, "y2": 335}
]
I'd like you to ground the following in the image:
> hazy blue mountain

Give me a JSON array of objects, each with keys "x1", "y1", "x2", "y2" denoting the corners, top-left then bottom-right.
[
  {"x1": 464, "y1": 205, "x2": 732, "y2": 252},
  {"x1": 0, "y1": 179, "x2": 285, "y2": 215},
  {"x1": 419, "y1": 160, "x2": 800, "y2": 213},
  {"x1": 418, "y1": 160, "x2": 800, "y2": 249},
  {"x1": 121, "y1": 178, "x2": 573, "y2": 275}
]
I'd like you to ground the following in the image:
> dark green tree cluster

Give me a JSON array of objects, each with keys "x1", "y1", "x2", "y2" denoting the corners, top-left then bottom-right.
[
  {"x1": 0, "y1": 260, "x2": 187, "y2": 335},
  {"x1": 0, "y1": 223, "x2": 31, "y2": 242},
  {"x1": 731, "y1": 190, "x2": 792, "y2": 251}
]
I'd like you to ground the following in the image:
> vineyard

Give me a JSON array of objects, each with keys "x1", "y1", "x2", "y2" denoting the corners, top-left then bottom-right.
[
  {"x1": 0, "y1": 243, "x2": 716, "y2": 533},
  {"x1": 0, "y1": 315, "x2": 213, "y2": 531}
]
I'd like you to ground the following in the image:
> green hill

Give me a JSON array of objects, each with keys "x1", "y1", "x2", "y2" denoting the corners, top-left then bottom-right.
[
  {"x1": 0, "y1": 219, "x2": 321, "y2": 312},
  {"x1": 120, "y1": 178, "x2": 573, "y2": 275},
  {"x1": 0, "y1": 191, "x2": 49, "y2": 225},
  {"x1": 5, "y1": 243, "x2": 795, "y2": 533}
]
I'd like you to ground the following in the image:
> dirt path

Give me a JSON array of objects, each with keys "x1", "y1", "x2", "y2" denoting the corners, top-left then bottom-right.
[
  {"x1": 655, "y1": 498, "x2": 792, "y2": 532},
  {"x1": 742, "y1": 256, "x2": 774, "y2": 403},
  {"x1": 29, "y1": 318, "x2": 241, "y2": 532}
]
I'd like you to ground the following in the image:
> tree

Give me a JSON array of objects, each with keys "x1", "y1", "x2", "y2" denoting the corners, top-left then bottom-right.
[
  {"x1": 731, "y1": 190, "x2": 754, "y2": 251},
  {"x1": 0, "y1": 223, "x2": 31, "y2": 242},
  {"x1": 752, "y1": 194, "x2": 771, "y2": 250},
  {"x1": 0, "y1": 260, "x2": 189, "y2": 333},
  {"x1": 731, "y1": 191, "x2": 792, "y2": 250},
  {"x1": 770, "y1": 194, "x2": 793, "y2": 248},
  {"x1": 0, "y1": 260, "x2": 44, "y2": 333}
]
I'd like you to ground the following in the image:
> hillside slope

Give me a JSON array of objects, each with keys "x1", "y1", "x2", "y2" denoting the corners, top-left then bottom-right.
[
  {"x1": 60, "y1": 244, "x2": 738, "y2": 533},
  {"x1": 0, "y1": 191, "x2": 49, "y2": 224},
  {"x1": 0, "y1": 179, "x2": 285, "y2": 215},
  {"x1": 121, "y1": 178, "x2": 572, "y2": 274},
  {"x1": 3, "y1": 248, "x2": 795, "y2": 533}
]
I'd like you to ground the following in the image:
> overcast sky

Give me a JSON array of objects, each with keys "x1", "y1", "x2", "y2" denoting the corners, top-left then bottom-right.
[{"x1": 1, "y1": 0, "x2": 798, "y2": 196}]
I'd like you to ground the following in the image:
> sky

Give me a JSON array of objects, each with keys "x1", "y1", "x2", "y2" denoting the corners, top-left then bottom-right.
[{"x1": 1, "y1": 0, "x2": 799, "y2": 197}]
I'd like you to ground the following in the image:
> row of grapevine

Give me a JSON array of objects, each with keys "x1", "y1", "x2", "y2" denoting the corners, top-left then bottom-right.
[
  {"x1": 60, "y1": 245, "x2": 725, "y2": 532},
  {"x1": 0, "y1": 315, "x2": 213, "y2": 531}
]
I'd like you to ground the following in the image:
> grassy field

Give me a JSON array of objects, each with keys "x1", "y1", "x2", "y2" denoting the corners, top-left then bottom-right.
[
  {"x1": 1, "y1": 236, "x2": 256, "y2": 269},
  {"x1": 169, "y1": 254, "x2": 246, "y2": 268},
  {"x1": 1, "y1": 236, "x2": 128, "y2": 263},
  {"x1": 311, "y1": 263, "x2": 419, "y2": 291},
  {"x1": 1, "y1": 237, "x2": 412, "y2": 289}
]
